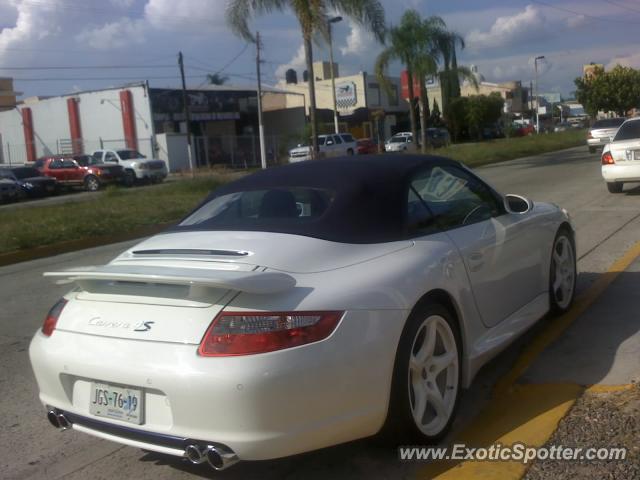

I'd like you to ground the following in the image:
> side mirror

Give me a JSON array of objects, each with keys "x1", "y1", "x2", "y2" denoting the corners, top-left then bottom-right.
[{"x1": 504, "y1": 194, "x2": 533, "y2": 214}]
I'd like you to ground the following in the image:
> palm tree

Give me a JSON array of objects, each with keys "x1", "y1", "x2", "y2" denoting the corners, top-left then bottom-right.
[
  {"x1": 207, "y1": 73, "x2": 229, "y2": 85},
  {"x1": 227, "y1": 0, "x2": 385, "y2": 156}
]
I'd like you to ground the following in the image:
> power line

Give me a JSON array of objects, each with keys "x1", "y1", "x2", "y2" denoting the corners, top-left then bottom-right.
[
  {"x1": 530, "y1": 0, "x2": 640, "y2": 24},
  {"x1": 599, "y1": 0, "x2": 640, "y2": 14},
  {"x1": 0, "y1": 65, "x2": 175, "y2": 70}
]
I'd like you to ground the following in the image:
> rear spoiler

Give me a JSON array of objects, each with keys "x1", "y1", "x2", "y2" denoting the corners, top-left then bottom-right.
[{"x1": 43, "y1": 265, "x2": 296, "y2": 295}]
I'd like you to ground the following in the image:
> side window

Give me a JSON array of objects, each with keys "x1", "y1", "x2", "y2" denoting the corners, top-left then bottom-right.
[
  {"x1": 62, "y1": 159, "x2": 77, "y2": 168},
  {"x1": 49, "y1": 159, "x2": 63, "y2": 169},
  {"x1": 410, "y1": 165, "x2": 502, "y2": 230},
  {"x1": 406, "y1": 186, "x2": 437, "y2": 236},
  {"x1": 104, "y1": 152, "x2": 117, "y2": 162},
  {"x1": 340, "y1": 134, "x2": 354, "y2": 143},
  {"x1": 332, "y1": 135, "x2": 343, "y2": 145}
]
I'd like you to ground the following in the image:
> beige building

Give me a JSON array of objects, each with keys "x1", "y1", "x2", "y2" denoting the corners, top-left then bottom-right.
[
  {"x1": 264, "y1": 62, "x2": 409, "y2": 139},
  {"x1": 0, "y1": 78, "x2": 21, "y2": 112}
]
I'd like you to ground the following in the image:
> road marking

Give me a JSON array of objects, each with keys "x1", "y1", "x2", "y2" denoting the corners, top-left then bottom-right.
[{"x1": 418, "y1": 240, "x2": 640, "y2": 480}]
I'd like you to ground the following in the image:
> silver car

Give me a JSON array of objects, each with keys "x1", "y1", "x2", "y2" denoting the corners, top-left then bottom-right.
[{"x1": 587, "y1": 118, "x2": 626, "y2": 154}]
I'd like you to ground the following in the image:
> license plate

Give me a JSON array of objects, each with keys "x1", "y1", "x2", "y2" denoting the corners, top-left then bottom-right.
[
  {"x1": 633, "y1": 150, "x2": 640, "y2": 161},
  {"x1": 89, "y1": 382, "x2": 144, "y2": 424}
]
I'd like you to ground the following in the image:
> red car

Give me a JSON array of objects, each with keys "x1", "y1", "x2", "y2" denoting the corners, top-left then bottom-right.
[
  {"x1": 356, "y1": 138, "x2": 379, "y2": 154},
  {"x1": 35, "y1": 155, "x2": 125, "y2": 191}
]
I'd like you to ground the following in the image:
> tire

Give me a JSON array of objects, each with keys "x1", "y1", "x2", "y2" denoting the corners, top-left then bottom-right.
[
  {"x1": 589, "y1": 147, "x2": 596, "y2": 154},
  {"x1": 124, "y1": 170, "x2": 135, "y2": 187},
  {"x1": 607, "y1": 182, "x2": 623, "y2": 194},
  {"x1": 549, "y1": 228, "x2": 577, "y2": 315},
  {"x1": 347, "y1": 148, "x2": 354, "y2": 156},
  {"x1": 382, "y1": 302, "x2": 461, "y2": 444},
  {"x1": 84, "y1": 175, "x2": 100, "y2": 192}
]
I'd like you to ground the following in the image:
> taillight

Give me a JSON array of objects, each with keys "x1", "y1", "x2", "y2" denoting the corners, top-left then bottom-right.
[
  {"x1": 198, "y1": 311, "x2": 343, "y2": 356},
  {"x1": 42, "y1": 298, "x2": 67, "y2": 337},
  {"x1": 602, "y1": 152, "x2": 615, "y2": 165}
]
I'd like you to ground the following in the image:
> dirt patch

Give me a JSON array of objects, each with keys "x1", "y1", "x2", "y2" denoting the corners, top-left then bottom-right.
[{"x1": 525, "y1": 384, "x2": 639, "y2": 479}]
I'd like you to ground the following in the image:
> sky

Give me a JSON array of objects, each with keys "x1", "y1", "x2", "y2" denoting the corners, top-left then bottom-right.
[{"x1": 1, "y1": 0, "x2": 640, "y2": 99}]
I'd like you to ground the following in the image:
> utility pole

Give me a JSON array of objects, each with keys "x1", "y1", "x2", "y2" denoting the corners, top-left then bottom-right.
[
  {"x1": 534, "y1": 55, "x2": 545, "y2": 134},
  {"x1": 328, "y1": 16, "x2": 342, "y2": 134},
  {"x1": 256, "y1": 32, "x2": 267, "y2": 169},
  {"x1": 178, "y1": 51, "x2": 194, "y2": 176}
]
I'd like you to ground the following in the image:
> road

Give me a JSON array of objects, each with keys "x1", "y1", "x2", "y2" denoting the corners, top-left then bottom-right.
[{"x1": 1, "y1": 146, "x2": 639, "y2": 480}]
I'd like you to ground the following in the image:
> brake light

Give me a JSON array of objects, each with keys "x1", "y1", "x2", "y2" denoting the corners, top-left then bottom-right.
[
  {"x1": 198, "y1": 311, "x2": 343, "y2": 356},
  {"x1": 602, "y1": 152, "x2": 615, "y2": 165},
  {"x1": 42, "y1": 298, "x2": 67, "y2": 337}
]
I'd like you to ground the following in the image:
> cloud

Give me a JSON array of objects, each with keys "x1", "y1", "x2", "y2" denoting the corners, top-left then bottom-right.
[
  {"x1": 144, "y1": 0, "x2": 227, "y2": 32},
  {"x1": 75, "y1": 18, "x2": 146, "y2": 50},
  {"x1": 0, "y1": 0, "x2": 68, "y2": 53},
  {"x1": 566, "y1": 14, "x2": 586, "y2": 29},
  {"x1": 606, "y1": 52, "x2": 640, "y2": 69},
  {"x1": 466, "y1": 5, "x2": 549, "y2": 50},
  {"x1": 275, "y1": 44, "x2": 306, "y2": 79},
  {"x1": 340, "y1": 21, "x2": 372, "y2": 57}
]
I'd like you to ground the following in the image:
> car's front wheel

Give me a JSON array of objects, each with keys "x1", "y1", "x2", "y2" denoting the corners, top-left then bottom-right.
[
  {"x1": 84, "y1": 175, "x2": 100, "y2": 192},
  {"x1": 383, "y1": 302, "x2": 461, "y2": 443},
  {"x1": 607, "y1": 182, "x2": 623, "y2": 194},
  {"x1": 549, "y1": 228, "x2": 576, "y2": 314}
]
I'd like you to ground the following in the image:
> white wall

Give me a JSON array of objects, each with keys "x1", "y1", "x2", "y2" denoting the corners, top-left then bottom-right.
[
  {"x1": 0, "y1": 84, "x2": 154, "y2": 165},
  {"x1": 155, "y1": 133, "x2": 190, "y2": 172}
]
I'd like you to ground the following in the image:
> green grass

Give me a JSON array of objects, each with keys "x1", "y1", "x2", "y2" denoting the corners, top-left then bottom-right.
[
  {"x1": 437, "y1": 129, "x2": 586, "y2": 167},
  {"x1": 0, "y1": 131, "x2": 586, "y2": 256},
  {"x1": 0, "y1": 173, "x2": 237, "y2": 255}
]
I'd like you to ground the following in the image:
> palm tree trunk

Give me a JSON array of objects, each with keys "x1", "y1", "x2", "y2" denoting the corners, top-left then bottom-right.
[
  {"x1": 451, "y1": 48, "x2": 461, "y2": 99},
  {"x1": 406, "y1": 69, "x2": 418, "y2": 148},
  {"x1": 418, "y1": 78, "x2": 429, "y2": 153},
  {"x1": 303, "y1": 35, "x2": 318, "y2": 158}
]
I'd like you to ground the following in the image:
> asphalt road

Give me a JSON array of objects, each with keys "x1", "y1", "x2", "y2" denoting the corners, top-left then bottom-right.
[{"x1": 2, "y1": 146, "x2": 639, "y2": 480}]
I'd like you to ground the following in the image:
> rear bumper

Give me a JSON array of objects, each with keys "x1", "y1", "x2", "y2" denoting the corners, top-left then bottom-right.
[
  {"x1": 602, "y1": 164, "x2": 640, "y2": 182},
  {"x1": 587, "y1": 138, "x2": 608, "y2": 148},
  {"x1": 29, "y1": 309, "x2": 404, "y2": 460}
]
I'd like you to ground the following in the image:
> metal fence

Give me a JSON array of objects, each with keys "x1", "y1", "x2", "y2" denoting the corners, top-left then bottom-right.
[{"x1": 192, "y1": 134, "x2": 293, "y2": 169}]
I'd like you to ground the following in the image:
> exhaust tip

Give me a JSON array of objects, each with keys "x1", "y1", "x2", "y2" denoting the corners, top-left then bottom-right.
[
  {"x1": 57, "y1": 413, "x2": 71, "y2": 430},
  {"x1": 47, "y1": 410, "x2": 71, "y2": 431},
  {"x1": 47, "y1": 410, "x2": 60, "y2": 429},
  {"x1": 184, "y1": 444, "x2": 206, "y2": 464},
  {"x1": 205, "y1": 445, "x2": 239, "y2": 471}
]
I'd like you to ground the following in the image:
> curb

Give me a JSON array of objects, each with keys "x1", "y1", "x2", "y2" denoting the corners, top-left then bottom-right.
[{"x1": 0, "y1": 223, "x2": 170, "y2": 268}]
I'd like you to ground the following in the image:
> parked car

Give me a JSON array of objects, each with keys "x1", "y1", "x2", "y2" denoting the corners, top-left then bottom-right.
[
  {"x1": 0, "y1": 177, "x2": 20, "y2": 203},
  {"x1": 92, "y1": 149, "x2": 168, "y2": 184},
  {"x1": 289, "y1": 134, "x2": 357, "y2": 163},
  {"x1": 385, "y1": 133, "x2": 417, "y2": 152},
  {"x1": 601, "y1": 117, "x2": 640, "y2": 193},
  {"x1": 73, "y1": 155, "x2": 127, "y2": 186},
  {"x1": 587, "y1": 117, "x2": 626, "y2": 154},
  {"x1": 36, "y1": 156, "x2": 123, "y2": 191},
  {"x1": 31, "y1": 155, "x2": 575, "y2": 471},
  {"x1": 426, "y1": 128, "x2": 451, "y2": 148},
  {"x1": 0, "y1": 165, "x2": 57, "y2": 198},
  {"x1": 513, "y1": 123, "x2": 535, "y2": 137},
  {"x1": 554, "y1": 122, "x2": 571, "y2": 133},
  {"x1": 356, "y1": 138, "x2": 379, "y2": 155}
]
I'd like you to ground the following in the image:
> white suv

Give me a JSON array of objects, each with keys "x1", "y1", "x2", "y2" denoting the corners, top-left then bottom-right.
[
  {"x1": 92, "y1": 149, "x2": 168, "y2": 184},
  {"x1": 289, "y1": 134, "x2": 357, "y2": 163}
]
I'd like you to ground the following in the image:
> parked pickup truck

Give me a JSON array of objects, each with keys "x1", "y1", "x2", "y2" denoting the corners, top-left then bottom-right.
[{"x1": 92, "y1": 149, "x2": 168, "y2": 184}]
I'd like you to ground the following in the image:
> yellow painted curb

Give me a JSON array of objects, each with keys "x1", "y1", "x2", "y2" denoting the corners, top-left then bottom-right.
[
  {"x1": 417, "y1": 241, "x2": 640, "y2": 480},
  {"x1": 585, "y1": 384, "x2": 635, "y2": 393}
]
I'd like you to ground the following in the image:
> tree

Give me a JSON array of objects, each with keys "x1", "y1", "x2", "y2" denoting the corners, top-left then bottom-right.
[
  {"x1": 575, "y1": 65, "x2": 640, "y2": 117},
  {"x1": 435, "y1": 30, "x2": 477, "y2": 119},
  {"x1": 375, "y1": 10, "x2": 443, "y2": 152},
  {"x1": 207, "y1": 73, "x2": 229, "y2": 85},
  {"x1": 448, "y1": 93, "x2": 503, "y2": 141},
  {"x1": 227, "y1": 0, "x2": 385, "y2": 156}
]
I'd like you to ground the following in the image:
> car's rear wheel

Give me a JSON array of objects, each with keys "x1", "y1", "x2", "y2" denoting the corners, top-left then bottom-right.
[
  {"x1": 607, "y1": 182, "x2": 623, "y2": 193},
  {"x1": 549, "y1": 228, "x2": 576, "y2": 314},
  {"x1": 84, "y1": 175, "x2": 100, "y2": 192},
  {"x1": 124, "y1": 170, "x2": 135, "y2": 187},
  {"x1": 383, "y1": 302, "x2": 461, "y2": 443}
]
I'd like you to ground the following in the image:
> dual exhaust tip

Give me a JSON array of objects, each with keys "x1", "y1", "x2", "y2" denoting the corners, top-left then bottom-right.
[
  {"x1": 46, "y1": 409, "x2": 238, "y2": 471},
  {"x1": 184, "y1": 443, "x2": 239, "y2": 471},
  {"x1": 47, "y1": 409, "x2": 71, "y2": 430}
]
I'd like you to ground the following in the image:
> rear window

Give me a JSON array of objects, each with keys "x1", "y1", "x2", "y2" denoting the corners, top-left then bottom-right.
[
  {"x1": 593, "y1": 118, "x2": 626, "y2": 129},
  {"x1": 614, "y1": 121, "x2": 640, "y2": 142},
  {"x1": 12, "y1": 167, "x2": 40, "y2": 179},
  {"x1": 179, "y1": 187, "x2": 335, "y2": 228}
]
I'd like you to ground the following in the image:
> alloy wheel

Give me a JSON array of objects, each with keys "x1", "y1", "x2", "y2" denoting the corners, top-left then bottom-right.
[{"x1": 551, "y1": 235, "x2": 575, "y2": 310}]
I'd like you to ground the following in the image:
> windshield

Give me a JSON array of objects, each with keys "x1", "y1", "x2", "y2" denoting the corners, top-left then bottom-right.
[
  {"x1": 179, "y1": 187, "x2": 335, "y2": 228},
  {"x1": 116, "y1": 150, "x2": 145, "y2": 160},
  {"x1": 613, "y1": 121, "x2": 640, "y2": 142},
  {"x1": 75, "y1": 155, "x2": 103, "y2": 166},
  {"x1": 593, "y1": 118, "x2": 626, "y2": 129},
  {"x1": 12, "y1": 167, "x2": 40, "y2": 179}
]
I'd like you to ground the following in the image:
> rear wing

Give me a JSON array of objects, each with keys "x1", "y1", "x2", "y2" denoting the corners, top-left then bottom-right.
[{"x1": 43, "y1": 265, "x2": 296, "y2": 295}]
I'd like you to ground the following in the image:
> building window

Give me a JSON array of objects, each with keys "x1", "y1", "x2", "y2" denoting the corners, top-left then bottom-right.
[
  {"x1": 389, "y1": 84, "x2": 399, "y2": 106},
  {"x1": 368, "y1": 82, "x2": 381, "y2": 106}
]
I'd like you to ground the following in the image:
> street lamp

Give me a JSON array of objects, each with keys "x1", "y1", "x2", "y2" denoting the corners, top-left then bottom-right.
[
  {"x1": 328, "y1": 16, "x2": 342, "y2": 134},
  {"x1": 534, "y1": 55, "x2": 545, "y2": 134}
]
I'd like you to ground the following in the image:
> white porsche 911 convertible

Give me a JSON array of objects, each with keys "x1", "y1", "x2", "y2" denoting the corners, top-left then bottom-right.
[{"x1": 30, "y1": 155, "x2": 576, "y2": 470}]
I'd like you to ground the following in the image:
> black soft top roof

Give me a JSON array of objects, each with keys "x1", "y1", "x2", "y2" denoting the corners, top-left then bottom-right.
[{"x1": 174, "y1": 155, "x2": 462, "y2": 243}]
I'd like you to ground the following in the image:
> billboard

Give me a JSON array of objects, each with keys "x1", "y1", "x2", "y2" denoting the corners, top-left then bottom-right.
[{"x1": 335, "y1": 82, "x2": 358, "y2": 109}]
